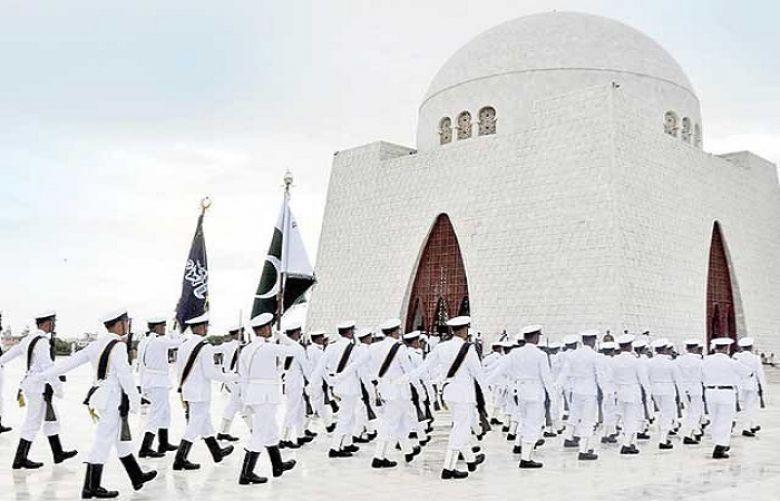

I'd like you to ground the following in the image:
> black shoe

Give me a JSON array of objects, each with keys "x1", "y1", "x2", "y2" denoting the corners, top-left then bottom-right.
[
  {"x1": 280, "y1": 440, "x2": 301, "y2": 449},
  {"x1": 519, "y1": 459, "x2": 543, "y2": 468},
  {"x1": 490, "y1": 418, "x2": 502, "y2": 425},
  {"x1": 535, "y1": 439, "x2": 545, "y2": 448},
  {"x1": 668, "y1": 430, "x2": 677, "y2": 436},
  {"x1": 563, "y1": 439, "x2": 579, "y2": 448},
  {"x1": 157, "y1": 429, "x2": 178, "y2": 453},
  {"x1": 12, "y1": 439, "x2": 43, "y2": 470},
  {"x1": 578, "y1": 451, "x2": 598, "y2": 460},
  {"x1": 0, "y1": 418, "x2": 11, "y2": 434},
  {"x1": 267, "y1": 445, "x2": 295, "y2": 477},
  {"x1": 742, "y1": 430, "x2": 755, "y2": 437},
  {"x1": 725, "y1": 446, "x2": 731, "y2": 452},
  {"x1": 600, "y1": 435, "x2": 617, "y2": 444},
  {"x1": 659, "y1": 441, "x2": 673, "y2": 450},
  {"x1": 172, "y1": 440, "x2": 200, "y2": 471},
  {"x1": 412, "y1": 445, "x2": 421, "y2": 456},
  {"x1": 693, "y1": 433, "x2": 703, "y2": 441},
  {"x1": 472, "y1": 446, "x2": 481, "y2": 453},
  {"x1": 441, "y1": 469, "x2": 468, "y2": 480},
  {"x1": 620, "y1": 445, "x2": 639, "y2": 455},
  {"x1": 353, "y1": 435, "x2": 370, "y2": 444},
  {"x1": 328, "y1": 449, "x2": 352, "y2": 458},
  {"x1": 343, "y1": 444, "x2": 359, "y2": 453},
  {"x1": 683, "y1": 437, "x2": 699, "y2": 445},
  {"x1": 325, "y1": 424, "x2": 336, "y2": 433},
  {"x1": 297, "y1": 436, "x2": 314, "y2": 445},
  {"x1": 371, "y1": 458, "x2": 397, "y2": 468},
  {"x1": 82, "y1": 463, "x2": 119, "y2": 499},
  {"x1": 543, "y1": 431, "x2": 557, "y2": 438},
  {"x1": 119, "y1": 454, "x2": 157, "y2": 491},
  {"x1": 239, "y1": 451, "x2": 268, "y2": 485},
  {"x1": 48, "y1": 434, "x2": 78, "y2": 464},
  {"x1": 405, "y1": 451, "x2": 416, "y2": 463},
  {"x1": 305, "y1": 429, "x2": 317, "y2": 438},
  {"x1": 506, "y1": 433, "x2": 516, "y2": 442},
  {"x1": 366, "y1": 431, "x2": 378, "y2": 441},
  {"x1": 139, "y1": 432, "x2": 165, "y2": 458},
  {"x1": 205, "y1": 436, "x2": 234, "y2": 463},
  {"x1": 466, "y1": 453, "x2": 485, "y2": 472},
  {"x1": 501, "y1": 426, "x2": 510, "y2": 433},
  {"x1": 420, "y1": 436, "x2": 431, "y2": 446},
  {"x1": 217, "y1": 433, "x2": 240, "y2": 442},
  {"x1": 512, "y1": 445, "x2": 522, "y2": 454},
  {"x1": 408, "y1": 432, "x2": 418, "y2": 440},
  {"x1": 751, "y1": 426, "x2": 761, "y2": 433},
  {"x1": 712, "y1": 445, "x2": 730, "y2": 459},
  {"x1": 636, "y1": 432, "x2": 651, "y2": 440}
]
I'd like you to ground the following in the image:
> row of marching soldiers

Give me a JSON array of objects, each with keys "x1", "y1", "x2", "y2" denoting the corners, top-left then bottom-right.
[{"x1": 484, "y1": 328, "x2": 767, "y2": 466}]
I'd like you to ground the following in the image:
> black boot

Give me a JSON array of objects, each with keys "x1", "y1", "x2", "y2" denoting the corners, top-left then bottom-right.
[
  {"x1": 157, "y1": 429, "x2": 178, "y2": 453},
  {"x1": 81, "y1": 463, "x2": 119, "y2": 499},
  {"x1": 48, "y1": 434, "x2": 78, "y2": 464},
  {"x1": 12, "y1": 439, "x2": 43, "y2": 469},
  {"x1": 205, "y1": 436, "x2": 234, "y2": 463},
  {"x1": 239, "y1": 450, "x2": 267, "y2": 485},
  {"x1": 304, "y1": 429, "x2": 317, "y2": 438},
  {"x1": 371, "y1": 457, "x2": 397, "y2": 468},
  {"x1": 328, "y1": 448, "x2": 352, "y2": 457},
  {"x1": 267, "y1": 445, "x2": 296, "y2": 477},
  {"x1": 620, "y1": 445, "x2": 639, "y2": 455},
  {"x1": 139, "y1": 432, "x2": 165, "y2": 458},
  {"x1": 742, "y1": 430, "x2": 755, "y2": 437},
  {"x1": 119, "y1": 454, "x2": 157, "y2": 491},
  {"x1": 512, "y1": 445, "x2": 522, "y2": 454},
  {"x1": 466, "y1": 453, "x2": 485, "y2": 472},
  {"x1": 0, "y1": 417, "x2": 11, "y2": 434},
  {"x1": 441, "y1": 468, "x2": 468, "y2": 479},
  {"x1": 172, "y1": 440, "x2": 200, "y2": 471},
  {"x1": 578, "y1": 451, "x2": 598, "y2": 460},
  {"x1": 519, "y1": 459, "x2": 543, "y2": 468},
  {"x1": 659, "y1": 441, "x2": 673, "y2": 450},
  {"x1": 217, "y1": 432, "x2": 240, "y2": 442},
  {"x1": 712, "y1": 445, "x2": 730, "y2": 459},
  {"x1": 683, "y1": 436, "x2": 699, "y2": 445}
]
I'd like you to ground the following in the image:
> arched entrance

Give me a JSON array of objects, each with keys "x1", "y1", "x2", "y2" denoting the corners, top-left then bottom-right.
[
  {"x1": 404, "y1": 214, "x2": 469, "y2": 333},
  {"x1": 706, "y1": 222, "x2": 737, "y2": 347}
]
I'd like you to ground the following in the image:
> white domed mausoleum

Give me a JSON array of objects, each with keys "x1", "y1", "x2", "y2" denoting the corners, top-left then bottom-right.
[{"x1": 306, "y1": 12, "x2": 780, "y2": 351}]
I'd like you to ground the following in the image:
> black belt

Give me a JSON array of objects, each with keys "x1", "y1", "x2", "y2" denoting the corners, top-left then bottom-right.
[{"x1": 705, "y1": 385, "x2": 734, "y2": 390}]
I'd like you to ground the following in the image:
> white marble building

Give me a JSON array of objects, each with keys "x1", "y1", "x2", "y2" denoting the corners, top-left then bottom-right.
[{"x1": 306, "y1": 12, "x2": 780, "y2": 352}]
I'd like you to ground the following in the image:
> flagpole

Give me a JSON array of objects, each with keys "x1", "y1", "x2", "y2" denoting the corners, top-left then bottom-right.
[{"x1": 276, "y1": 171, "x2": 293, "y2": 330}]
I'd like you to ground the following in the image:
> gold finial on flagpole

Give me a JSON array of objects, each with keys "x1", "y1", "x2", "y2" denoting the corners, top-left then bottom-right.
[
  {"x1": 283, "y1": 170, "x2": 293, "y2": 195},
  {"x1": 200, "y1": 196, "x2": 212, "y2": 215}
]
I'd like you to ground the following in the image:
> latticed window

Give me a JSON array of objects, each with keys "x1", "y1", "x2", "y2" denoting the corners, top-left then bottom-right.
[
  {"x1": 457, "y1": 111, "x2": 472, "y2": 140},
  {"x1": 693, "y1": 123, "x2": 702, "y2": 148},
  {"x1": 681, "y1": 117, "x2": 691, "y2": 142},
  {"x1": 663, "y1": 111, "x2": 678, "y2": 137},
  {"x1": 439, "y1": 117, "x2": 452, "y2": 145},
  {"x1": 478, "y1": 106, "x2": 496, "y2": 136}
]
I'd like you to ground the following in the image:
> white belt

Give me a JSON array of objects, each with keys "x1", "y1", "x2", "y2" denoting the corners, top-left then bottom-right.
[
  {"x1": 144, "y1": 368, "x2": 168, "y2": 376},
  {"x1": 247, "y1": 379, "x2": 279, "y2": 385}
]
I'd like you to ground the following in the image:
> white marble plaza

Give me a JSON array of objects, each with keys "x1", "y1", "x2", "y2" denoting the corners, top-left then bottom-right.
[{"x1": 0, "y1": 359, "x2": 778, "y2": 500}]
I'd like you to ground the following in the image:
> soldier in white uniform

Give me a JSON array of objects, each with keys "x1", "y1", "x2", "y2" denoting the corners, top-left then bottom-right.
[
  {"x1": 597, "y1": 341, "x2": 619, "y2": 444},
  {"x1": 237, "y1": 313, "x2": 298, "y2": 485},
  {"x1": 138, "y1": 316, "x2": 182, "y2": 457},
  {"x1": 1, "y1": 310, "x2": 77, "y2": 469},
  {"x1": 0, "y1": 343, "x2": 10, "y2": 434},
  {"x1": 676, "y1": 339, "x2": 705, "y2": 445},
  {"x1": 633, "y1": 337, "x2": 653, "y2": 439},
  {"x1": 305, "y1": 331, "x2": 333, "y2": 432},
  {"x1": 647, "y1": 339, "x2": 681, "y2": 450},
  {"x1": 545, "y1": 341, "x2": 564, "y2": 436},
  {"x1": 279, "y1": 321, "x2": 313, "y2": 449},
  {"x1": 612, "y1": 334, "x2": 651, "y2": 454},
  {"x1": 172, "y1": 312, "x2": 237, "y2": 471},
  {"x1": 311, "y1": 321, "x2": 369, "y2": 458},
  {"x1": 487, "y1": 325, "x2": 554, "y2": 468},
  {"x1": 556, "y1": 330, "x2": 604, "y2": 460},
  {"x1": 352, "y1": 328, "x2": 378, "y2": 445},
  {"x1": 559, "y1": 334, "x2": 578, "y2": 430},
  {"x1": 368, "y1": 319, "x2": 420, "y2": 468},
  {"x1": 217, "y1": 325, "x2": 244, "y2": 442},
  {"x1": 37, "y1": 309, "x2": 157, "y2": 499},
  {"x1": 733, "y1": 337, "x2": 767, "y2": 436},
  {"x1": 482, "y1": 341, "x2": 504, "y2": 424},
  {"x1": 703, "y1": 337, "x2": 750, "y2": 459},
  {"x1": 404, "y1": 316, "x2": 486, "y2": 480}
]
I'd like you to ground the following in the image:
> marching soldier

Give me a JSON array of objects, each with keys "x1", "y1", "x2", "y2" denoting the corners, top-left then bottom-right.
[
  {"x1": 0, "y1": 346, "x2": 9, "y2": 434},
  {"x1": 36, "y1": 309, "x2": 157, "y2": 499},
  {"x1": 279, "y1": 321, "x2": 313, "y2": 449},
  {"x1": 487, "y1": 325, "x2": 553, "y2": 468},
  {"x1": 138, "y1": 316, "x2": 182, "y2": 457},
  {"x1": 612, "y1": 334, "x2": 651, "y2": 454},
  {"x1": 703, "y1": 338, "x2": 750, "y2": 459},
  {"x1": 218, "y1": 324, "x2": 244, "y2": 443},
  {"x1": 172, "y1": 312, "x2": 237, "y2": 470},
  {"x1": 558, "y1": 334, "x2": 578, "y2": 433},
  {"x1": 647, "y1": 339, "x2": 681, "y2": 450},
  {"x1": 556, "y1": 330, "x2": 604, "y2": 460},
  {"x1": 305, "y1": 330, "x2": 334, "y2": 432},
  {"x1": 633, "y1": 337, "x2": 653, "y2": 439},
  {"x1": 352, "y1": 328, "x2": 378, "y2": 445},
  {"x1": 403, "y1": 331, "x2": 431, "y2": 445},
  {"x1": 597, "y1": 341, "x2": 618, "y2": 444},
  {"x1": 404, "y1": 316, "x2": 486, "y2": 480},
  {"x1": 237, "y1": 313, "x2": 298, "y2": 485},
  {"x1": 676, "y1": 339, "x2": 705, "y2": 444},
  {"x1": 733, "y1": 337, "x2": 767, "y2": 436},
  {"x1": 0, "y1": 310, "x2": 77, "y2": 469}
]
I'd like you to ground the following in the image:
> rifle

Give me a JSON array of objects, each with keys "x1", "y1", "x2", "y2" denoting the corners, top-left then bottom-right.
[
  {"x1": 674, "y1": 386, "x2": 683, "y2": 419},
  {"x1": 596, "y1": 386, "x2": 604, "y2": 425},
  {"x1": 544, "y1": 391, "x2": 553, "y2": 427},
  {"x1": 701, "y1": 384, "x2": 710, "y2": 415},
  {"x1": 758, "y1": 381, "x2": 766, "y2": 409}
]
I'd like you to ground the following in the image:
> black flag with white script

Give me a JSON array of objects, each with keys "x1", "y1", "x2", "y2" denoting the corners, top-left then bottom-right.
[{"x1": 175, "y1": 212, "x2": 209, "y2": 331}]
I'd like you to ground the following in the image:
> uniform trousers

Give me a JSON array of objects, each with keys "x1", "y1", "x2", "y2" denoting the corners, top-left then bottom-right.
[
  {"x1": 682, "y1": 391, "x2": 704, "y2": 436},
  {"x1": 652, "y1": 393, "x2": 676, "y2": 441},
  {"x1": 738, "y1": 389, "x2": 759, "y2": 429},
  {"x1": 309, "y1": 383, "x2": 333, "y2": 425},
  {"x1": 602, "y1": 392, "x2": 618, "y2": 432},
  {"x1": 548, "y1": 390, "x2": 563, "y2": 428},
  {"x1": 222, "y1": 384, "x2": 243, "y2": 422},
  {"x1": 447, "y1": 402, "x2": 475, "y2": 452},
  {"x1": 246, "y1": 403, "x2": 279, "y2": 451},
  {"x1": 706, "y1": 389, "x2": 736, "y2": 446},
  {"x1": 20, "y1": 392, "x2": 60, "y2": 441},
  {"x1": 282, "y1": 382, "x2": 305, "y2": 438},
  {"x1": 617, "y1": 401, "x2": 641, "y2": 444},
  {"x1": 516, "y1": 399, "x2": 545, "y2": 444},
  {"x1": 183, "y1": 401, "x2": 215, "y2": 441},
  {"x1": 570, "y1": 393, "x2": 597, "y2": 440},
  {"x1": 86, "y1": 405, "x2": 133, "y2": 464},
  {"x1": 143, "y1": 386, "x2": 171, "y2": 433},
  {"x1": 330, "y1": 394, "x2": 359, "y2": 450}
]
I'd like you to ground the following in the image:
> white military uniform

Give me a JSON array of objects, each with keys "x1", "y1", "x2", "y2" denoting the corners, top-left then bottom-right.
[
  {"x1": 219, "y1": 338, "x2": 243, "y2": 433},
  {"x1": 487, "y1": 342, "x2": 553, "y2": 461},
  {"x1": 676, "y1": 348, "x2": 705, "y2": 439},
  {"x1": 547, "y1": 347, "x2": 564, "y2": 431},
  {"x1": 0, "y1": 329, "x2": 62, "y2": 441},
  {"x1": 305, "y1": 340, "x2": 332, "y2": 427},
  {"x1": 647, "y1": 347, "x2": 681, "y2": 445},
  {"x1": 177, "y1": 335, "x2": 236, "y2": 442},
  {"x1": 140, "y1": 331, "x2": 182, "y2": 434},
  {"x1": 611, "y1": 349, "x2": 651, "y2": 447},
  {"x1": 597, "y1": 350, "x2": 618, "y2": 438},
  {"x1": 352, "y1": 336, "x2": 377, "y2": 439},
  {"x1": 280, "y1": 340, "x2": 311, "y2": 442},
  {"x1": 702, "y1": 350, "x2": 749, "y2": 448},
  {"x1": 733, "y1": 346, "x2": 767, "y2": 432}
]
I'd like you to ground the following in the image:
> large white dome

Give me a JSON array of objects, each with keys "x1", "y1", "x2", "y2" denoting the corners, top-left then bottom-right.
[{"x1": 417, "y1": 12, "x2": 701, "y2": 150}]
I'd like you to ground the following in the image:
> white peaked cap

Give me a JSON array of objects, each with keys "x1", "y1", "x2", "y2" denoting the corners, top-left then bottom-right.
[
  {"x1": 562, "y1": 334, "x2": 578, "y2": 345},
  {"x1": 35, "y1": 309, "x2": 56, "y2": 320},
  {"x1": 617, "y1": 334, "x2": 635, "y2": 345},
  {"x1": 356, "y1": 328, "x2": 373, "y2": 339},
  {"x1": 447, "y1": 316, "x2": 470, "y2": 328},
  {"x1": 336, "y1": 320, "x2": 356, "y2": 331},
  {"x1": 548, "y1": 341, "x2": 562, "y2": 349},
  {"x1": 579, "y1": 329, "x2": 600, "y2": 339},
  {"x1": 633, "y1": 338, "x2": 648, "y2": 348},
  {"x1": 283, "y1": 320, "x2": 303, "y2": 333},
  {"x1": 737, "y1": 337, "x2": 754, "y2": 347},
  {"x1": 651, "y1": 338, "x2": 669, "y2": 349},
  {"x1": 601, "y1": 341, "x2": 617, "y2": 350},
  {"x1": 712, "y1": 337, "x2": 734, "y2": 347},
  {"x1": 403, "y1": 331, "x2": 421, "y2": 341},
  {"x1": 227, "y1": 324, "x2": 243, "y2": 333},
  {"x1": 185, "y1": 312, "x2": 210, "y2": 325},
  {"x1": 249, "y1": 313, "x2": 274, "y2": 329},
  {"x1": 521, "y1": 324, "x2": 543, "y2": 335},
  {"x1": 100, "y1": 308, "x2": 128, "y2": 324},
  {"x1": 372, "y1": 331, "x2": 386, "y2": 339},
  {"x1": 420, "y1": 333, "x2": 429, "y2": 342},
  {"x1": 308, "y1": 330, "x2": 326, "y2": 338},
  {"x1": 379, "y1": 318, "x2": 401, "y2": 332},
  {"x1": 146, "y1": 316, "x2": 167, "y2": 325},
  {"x1": 683, "y1": 338, "x2": 700, "y2": 347}
]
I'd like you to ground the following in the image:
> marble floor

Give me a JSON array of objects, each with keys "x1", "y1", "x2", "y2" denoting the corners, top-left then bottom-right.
[{"x1": 1, "y1": 361, "x2": 778, "y2": 500}]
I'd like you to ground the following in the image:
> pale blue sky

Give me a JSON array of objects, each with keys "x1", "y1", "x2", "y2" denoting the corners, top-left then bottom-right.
[{"x1": 1, "y1": 0, "x2": 778, "y2": 337}]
